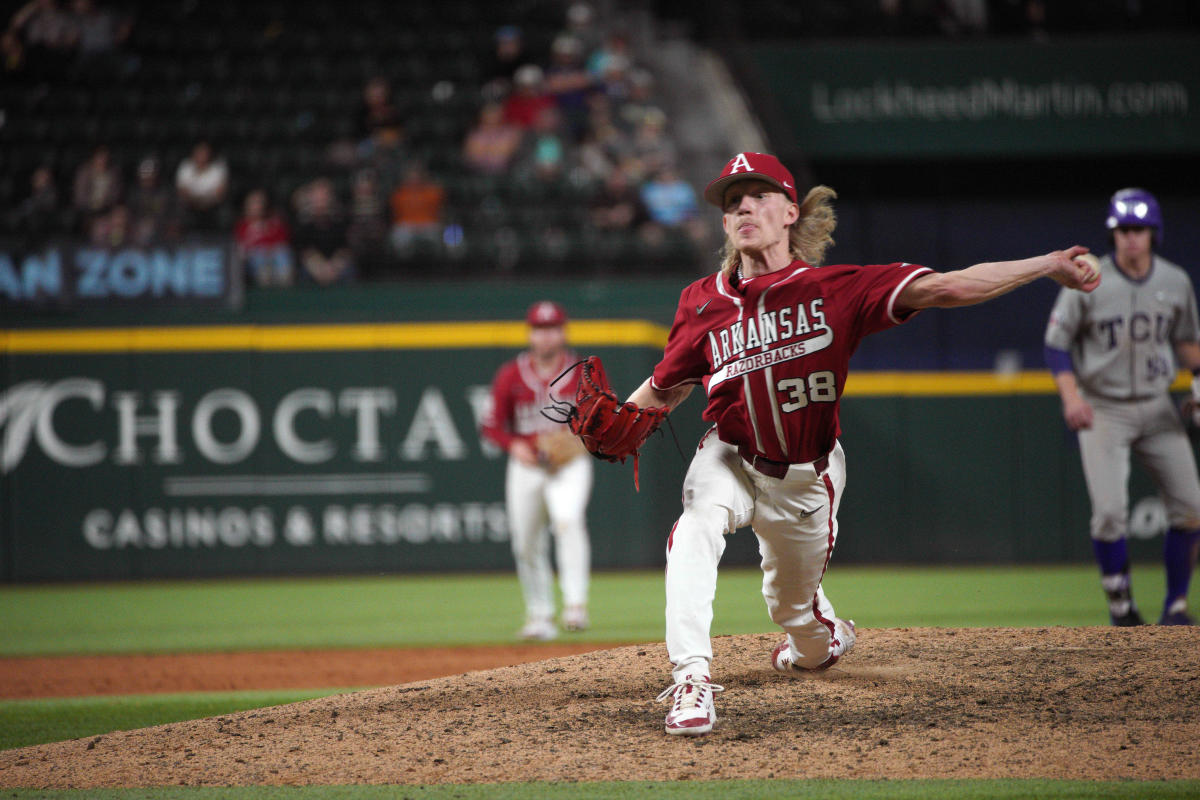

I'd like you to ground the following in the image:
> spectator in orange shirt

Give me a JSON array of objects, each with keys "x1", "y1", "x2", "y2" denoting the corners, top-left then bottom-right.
[{"x1": 389, "y1": 162, "x2": 446, "y2": 258}]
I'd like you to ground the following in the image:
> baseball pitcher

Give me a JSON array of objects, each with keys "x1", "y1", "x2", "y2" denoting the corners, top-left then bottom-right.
[{"x1": 557, "y1": 151, "x2": 1102, "y2": 736}]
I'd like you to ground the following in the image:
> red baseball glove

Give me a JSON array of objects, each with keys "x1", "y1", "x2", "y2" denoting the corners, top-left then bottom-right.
[{"x1": 550, "y1": 356, "x2": 668, "y2": 489}]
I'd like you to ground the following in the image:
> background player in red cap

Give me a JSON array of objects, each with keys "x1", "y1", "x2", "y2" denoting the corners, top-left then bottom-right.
[
  {"x1": 616, "y1": 152, "x2": 1103, "y2": 735},
  {"x1": 482, "y1": 301, "x2": 593, "y2": 640}
]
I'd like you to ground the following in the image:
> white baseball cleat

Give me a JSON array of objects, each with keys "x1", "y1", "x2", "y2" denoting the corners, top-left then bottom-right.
[
  {"x1": 562, "y1": 605, "x2": 589, "y2": 632},
  {"x1": 656, "y1": 675, "x2": 724, "y2": 736},
  {"x1": 518, "y1": 617, "x2": 558, "y2": 641},
  {"x1": 772, "y1": 618, "x2": 856, "y2": 672}
]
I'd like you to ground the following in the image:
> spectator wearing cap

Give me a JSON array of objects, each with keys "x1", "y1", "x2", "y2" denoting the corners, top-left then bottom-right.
[
  {"x1": 544, "y1": 33, "x2": 595, "y2": 141},
  {"x1": 503, "y1": 64, "x2": 556, "y2": 130},
  {"x1": 482, "y1": 24, "x2": 528, "y2": 98}
]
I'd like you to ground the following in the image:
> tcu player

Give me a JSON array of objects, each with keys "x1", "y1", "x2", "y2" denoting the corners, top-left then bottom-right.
[
  {"x1": 1045, "y1": 188, "x2": 1200, "y2": 627},
  {"x1": 623, "y1": 152, "x2": 1100, "y2": 736},
  {"x1": 482, "y1": 301, "x2": 593, "y2": 640}
]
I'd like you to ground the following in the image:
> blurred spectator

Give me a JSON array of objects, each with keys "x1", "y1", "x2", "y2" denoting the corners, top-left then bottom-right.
[
  {"x1": 589, "y1": 163, "x2": 648, "y2": 232},
  {"x1": 630, "y1": 107, "x2": 676, "y2": 178},
  {"x1": 578, "y1": 96, "x2": 633, "y2": 180},
  {"x1": 8, "y1": 0, "x2": 76, "y2": 62},
  {"x1": 617, "y1": 67, "x2": 658, "y2": 134},
  {"x1": 515, "y1": 106, "x2": 570, "y2": 186},
  {"x1": 293, "y1": 179, "x2": 355, "y2": 285},
  {"x1": 588, "y1": 31, "x2": 634, "y2": 103},
  {"x1": 389, "y1": 162, "x2": 445, "y2": 258},
  {"x1": 357, "y1": 75, "x2": 404, "y2": 148},
  {"x1": 503, "y1": 64, "x2": 555, "y2": 130},
  {"x1": 346, "y1": 169, "x2": 389, "y2": 277},
  {"x1": 87, "y1": 203, "x2": 130, "y2": 249},
  {"x1": 125, "y1": 156, "x2": 175, "y2": 245},
  {"x1": 8, "y1": 164, "x2": 60, "y2": 246},
  {"x1": 562, "y1": 1, "x2": 601, "y2": 55},
  {"x1": 234, "y1": 188, "x2": 293, "y2": 287},
  {"x1": 67, "y1": 0, "x2": 130, "y2": 60},
  {"x1": 482, "y1": 24, "x2": 527, "y2": 98},
  {"x1": 544, "y1": 34, "x2": 594, "y2": 141},
  {"x1": 2, "y1": 28, "x2": 25, "y2": 72},
  {"x1": 360, "y1": 121, "x2": 409, "y2": 194},
  {"x1": 71, "y1": 144, "x2": 122, "y2": 226},
  {"x1": 463, "y1": 101, "x2": 524, "y2": 175},
  {"x1": 939, "y1": 0, "x2": 988, "y2": 37},
  {"x1": 175, "y1": 140, "x2": 229, "y2": 233},
  {"x1": 639, "y1": 166, "x2": 708, "y2": 252}
]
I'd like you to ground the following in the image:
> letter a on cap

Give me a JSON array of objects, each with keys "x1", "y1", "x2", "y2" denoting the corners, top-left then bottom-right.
[{"x1": 729, "y1": 153, "x2": 753, "y2": 174}]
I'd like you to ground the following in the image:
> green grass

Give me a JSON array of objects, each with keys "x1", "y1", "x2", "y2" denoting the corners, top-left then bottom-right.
[
  {"x1": 3, "y1": 780, "x2": 1200, "y2": 799},
  {"x1": 0, "y1": 564, "x2": 1176, "y2": 658},
  {"x1": 0, "y1": 690, "x2": 347, "y2": 751}
]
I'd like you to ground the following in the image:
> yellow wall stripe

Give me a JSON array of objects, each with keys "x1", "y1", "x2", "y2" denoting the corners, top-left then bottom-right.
[
  {"x1": 846, "y1": 370, "x2": 1192, "y2": 395},
  {"x1": 1, "y1": 320, "x2": 671, "y2": 354},
  {"x1": 3, "y1": 322, "x2": 1192, "y2": 395}
]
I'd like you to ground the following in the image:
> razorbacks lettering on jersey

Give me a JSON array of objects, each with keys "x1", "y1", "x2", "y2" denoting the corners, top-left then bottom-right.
[
  {"x1": 651, "y1": 260, "x2": 932, "y2": 464},
  {"x1": 1045, "y1": 254, "x2": 1200, "y2": 400},
  {"x1": 482, "y1": 351, "x2": 582, "y2": 450}
]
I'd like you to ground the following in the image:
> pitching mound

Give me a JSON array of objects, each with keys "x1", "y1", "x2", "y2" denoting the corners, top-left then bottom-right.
[{"x1": 2, "y1": 626, "x2": 1198, "y2": 787}]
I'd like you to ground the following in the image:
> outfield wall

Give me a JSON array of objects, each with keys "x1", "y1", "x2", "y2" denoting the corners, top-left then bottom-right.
[{"x1": 1, "y1": 281, "x2": 1186, "y2": 581}]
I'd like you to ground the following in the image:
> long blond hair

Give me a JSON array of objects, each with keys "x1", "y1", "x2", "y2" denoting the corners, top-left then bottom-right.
[{"x1": 720, "y1": 185, "x2": 838, "y2": 276}]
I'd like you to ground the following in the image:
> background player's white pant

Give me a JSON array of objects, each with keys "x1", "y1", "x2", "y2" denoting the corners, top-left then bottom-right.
[
  {"x1": 1078, "y1": 393, "x2": 1200, "y2": 541},
  {"x1": 506, "y1": 454, "x2": 593, "y2": 621},
  {"x1": 665, "y1": 434, "x2": 847, "y2": 683}
]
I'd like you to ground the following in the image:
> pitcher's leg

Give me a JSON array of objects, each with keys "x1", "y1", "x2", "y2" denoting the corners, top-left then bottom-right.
[
  {"x1": 756, "y1": 444, "x2": 852, "y2": 669},
  {"x1": 665, "y1": 437, "x2": 754, "y2": 683}
]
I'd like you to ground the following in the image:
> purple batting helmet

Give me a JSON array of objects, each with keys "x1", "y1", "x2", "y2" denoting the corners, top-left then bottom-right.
[{"x1": 1105, "y1": 187, "x2": 1163, "y2": 242}]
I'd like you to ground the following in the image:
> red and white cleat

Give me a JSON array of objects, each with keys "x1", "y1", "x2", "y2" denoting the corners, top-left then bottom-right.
[{"x1": 656, "y1": 674, "x2": 724, "y2": 736}]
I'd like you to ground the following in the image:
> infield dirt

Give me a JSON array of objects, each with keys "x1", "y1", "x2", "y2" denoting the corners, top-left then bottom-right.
[{"x1": 1, "y1": 626, "x2": 1198, "y2": 787}]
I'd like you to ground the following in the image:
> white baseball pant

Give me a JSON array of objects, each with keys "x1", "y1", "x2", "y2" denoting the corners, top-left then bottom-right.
[
  {"x1": 1078, "y1": 392, "x2": 1200, "y2": 541},
  {"x1": 506, "y1": 453, "x2": 593, "y2": 621},
  {"x1": 665, "y1": 433, "x2": 847, "y2": 683}
]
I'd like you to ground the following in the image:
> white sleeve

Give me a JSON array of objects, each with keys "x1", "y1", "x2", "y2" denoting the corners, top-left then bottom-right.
[{"x1": 1044, "y1": 287, "x2": 1083, "y2": 350}]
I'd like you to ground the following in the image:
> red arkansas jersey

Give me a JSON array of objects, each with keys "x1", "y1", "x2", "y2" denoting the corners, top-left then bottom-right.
[
  {"x1": 481, "y1": 350, "x2": 582, "y2": 451},
  {"x1": 652, "y1": 260, "x2": 932, "y2": 464}
]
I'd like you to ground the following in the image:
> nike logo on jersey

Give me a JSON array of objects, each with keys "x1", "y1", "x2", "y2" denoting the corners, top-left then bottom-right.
[
  {"x1": 799, "y1": 505, "x2": 823, "y2": 519},
  {"x1": 696, "y1": 299, "x2": 712, "y2": 315}
]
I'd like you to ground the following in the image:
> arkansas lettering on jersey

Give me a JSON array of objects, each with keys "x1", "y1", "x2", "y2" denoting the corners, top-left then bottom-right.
[
  {"x1": 652, "y1": 260, "x2": 931, "y2": 464},
  {"x1": 481, "y1": 350, "x2": 582, "y2": 450}
]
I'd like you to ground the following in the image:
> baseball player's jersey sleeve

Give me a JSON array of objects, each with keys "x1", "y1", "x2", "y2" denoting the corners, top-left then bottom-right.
[
  {"x1": 480, "y1": 362, "x2": 519, "y2": 451},
  {"x1": 1045, "y1": 287, "x2": 1085, "y2": 351},
  {"x1": 653, "y1": 278, "x2": 717, "y2": 391},
  {"x1": 838, "y1": 263, "x2": 934, "y2": 338}
]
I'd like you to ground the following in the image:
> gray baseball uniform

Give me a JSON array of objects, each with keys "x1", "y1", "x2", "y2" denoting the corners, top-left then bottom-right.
[{"x1": 1045, "y1": 254, "x2": 1200, "y2": 540}]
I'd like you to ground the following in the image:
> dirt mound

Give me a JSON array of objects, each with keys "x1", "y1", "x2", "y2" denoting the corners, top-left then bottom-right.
[{"x1": 2, "y1": 627, "x2": 1197, "y2": 787}]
